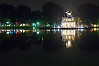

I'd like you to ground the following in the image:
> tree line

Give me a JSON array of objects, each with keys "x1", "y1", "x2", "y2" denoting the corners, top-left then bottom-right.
[
  {"x1": 77, "y1": 3, "x2": 99, "y2": 25},
  {"x1": 0, "y1": 2, "x2": 64, "y2": 25},
  {"x1": 0, "y1": 2, "x2": 99, "y2": 26}
]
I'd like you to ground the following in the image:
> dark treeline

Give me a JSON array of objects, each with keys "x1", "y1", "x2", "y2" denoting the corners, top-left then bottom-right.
[
  {"x1": 0, "y1": 2, "x2": 64, "y2": 25},
  {"x1": 0, "y1": 2, "x2": 99, "y2": 26},
  {"x1": 77, "y1": 3, "x2": 99, "y2": 25}
]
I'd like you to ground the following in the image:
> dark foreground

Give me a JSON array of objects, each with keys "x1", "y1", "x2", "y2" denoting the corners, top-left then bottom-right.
[{"x1": 0, "y1": 28, "x2": 99, "y2": 66}]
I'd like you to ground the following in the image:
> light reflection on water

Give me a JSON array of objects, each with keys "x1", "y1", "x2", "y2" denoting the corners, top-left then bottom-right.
[
  {"x1": 0, "y1": 28, "x2": 99, "y2": 51},
  {"x1": 61, "y1": 29, "x2": 84, "y2": 48},
  {"x1": 0, "y1": 29, "x2": 85, "y2": 48},
  {"x1": 0, "y1": 28, "x2": 99, "y2": 65}
]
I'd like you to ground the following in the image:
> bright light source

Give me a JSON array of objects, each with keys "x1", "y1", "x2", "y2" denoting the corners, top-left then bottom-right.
[
  {"x1": 10, "y1": 32, "x2": 13, "y2": 34},
  {"x1": 47, "y1": 30, "x2": 50, "y2": 32},
  {"x1": 58, "y1": 29, "x2": 60, "y2": 31},
  {"x1": 53, "y1": 29, "x2": 55, "y2": 32},
  {"x1": 37, "y1": 32, "x2": 39, "y2": 34},
  {"x1": 81, "y1": 26, "x2": 84, "y2": 28},
  {"x1": 23, "y1": 30, "x2": 25, "y2": 33},
  {"x1": 46, "y1": 24, "x2": 50, "y2": 26},
  {"x1": 37, "y1": 22, "x2": 39, "y2": 24},
  {"x1": 23, "y1": 24, "x2": 25, "y2": 26},
  {"x1": 20, "y1": 30, "x2": 22, "y2": 32},
  {"x1": 78, "y1": 26, "x2": 81, "y2": 28},
  {"x1": 57, "y1": 26, "x2": 60, "y2": 28},
  {"x1": 94, "y1": 24, "x2": 97, "y2": 27},
  {"x1": 6, "y1": 32, "x2": 9, "y2": 34},
  {"x1": 66, "y1": 11, "x2": 72, "y2": 15},
  {"x1": 66, "y1": 40, "x2": 72, "y2": 48},
  {"x1": 20, "y1": 24, "x2": 22, "y2": 26},
  {"x1": 32, "y1": 23, "x2": 36, "y2": 26},
  {"x1": 33, "y1": 27, "x2": 35, "y2": 29},
  {"x1": 6, "y1": 22, "x2": 9, "y2": 23}
]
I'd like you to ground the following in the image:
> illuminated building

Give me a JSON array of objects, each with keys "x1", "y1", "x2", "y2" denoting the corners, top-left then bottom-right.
[{"x1": 61, "y1": 11, "x2": 76, "y2": 28}]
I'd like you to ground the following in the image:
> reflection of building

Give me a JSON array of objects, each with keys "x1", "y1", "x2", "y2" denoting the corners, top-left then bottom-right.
[
  {"x1": 61, "y1": 11, "x2": 76, "y2": 28},
  {"x1": 66, "y1": 40, "x2": 72, "y2": 48},
  {"x1": 61, "y1": 30, "x2": 76, "y2": 48}
]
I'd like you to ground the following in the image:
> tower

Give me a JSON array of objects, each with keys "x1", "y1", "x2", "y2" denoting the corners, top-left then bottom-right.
[{"x1": 61, "y1": 11, "x2": 76, "y2": 28}]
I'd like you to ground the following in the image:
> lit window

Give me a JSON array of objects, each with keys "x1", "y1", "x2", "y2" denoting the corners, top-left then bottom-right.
[
  {"x1": 69, "y1": 19, "x2": 71, "y2": 21},
  {"x1": 66, "y1": 19, "x2": 68, "y2": 21},
  {"x1": 72, "y1": 18, "x2": 74, "y2": 21}
]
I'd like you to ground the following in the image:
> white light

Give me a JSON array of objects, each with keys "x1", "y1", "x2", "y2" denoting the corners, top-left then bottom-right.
[
  {"x1": 6, "y1": 32, "x2": 10, "y2": 34},
  {"x1": 81, "y1": 26, "x2": 84, "y2": 28},
  {"x1": 37, "y1": 22, "x2": 39, "y2": 24},
  {"x1": 47, "y1": 30, "x2": 50, "y2": 32},
  {"x1": 37, "y1": 32, "x2": 39, "y2": 34},
  {"x1": 66, "y1": 40, "x2": 72, "y2": 48},
  {"x1": 33, "y1": 27, "x2": 35, "y2": 29},
  {"x1": 23, "y1": 30, "x2": 25, "y2": 33},
  {"x1": 2, "y1": 30, "x2": 4, "y2": 31},
  {"x1": 57, "y1": 26, "x2": 60, "y2": 28},
  {"x1": 23, "y1": 24, "x2": 25, "y2": 26},
  {"x1": 20, "y1": 24, "x2": 22, "y2": 26},
  {"x1": 20, "y1": 30, "x2": 22, "y2": 32},
  {"x1": 53, "y1": 29, "x2": 55, "y2": 32},
  {"x1": 7, "y1": 30, "x2": 10, "y2": 31},
  {"x1": 58, "y1": 29, "x2": 60, "y2": 31},
  {"x1": 6, "y1": 22, "x2": 9, "y2": 23}
]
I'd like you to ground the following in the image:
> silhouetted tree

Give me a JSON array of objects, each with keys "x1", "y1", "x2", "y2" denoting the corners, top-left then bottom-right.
[
  {"x1": 29, "y1": 10, "x2": 45, "y2": 25},
  {"x1": 41, "y1": 2, "x2": 64, "y2": 25},
  {"x1": 77, "y1": 3, "x2": 98, "y2": 17},
  {"x1": 0, "y1": 4, "x2": 16, "y2": 24},
  {"x1": 77, "y1": 3, "x2": 99, "y2": 25},
  {"x1": 16, "y1": 5, "x2": 31, "y2": 24}
]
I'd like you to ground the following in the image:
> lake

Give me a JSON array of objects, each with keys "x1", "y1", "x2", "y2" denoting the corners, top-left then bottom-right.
[{"x1": 0, "y1": 28, "x2": 99, "y2": 66}]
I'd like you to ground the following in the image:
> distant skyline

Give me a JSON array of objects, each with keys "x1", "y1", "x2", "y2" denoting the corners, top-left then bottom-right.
[{"x1": 0, "y1": 0, "x2": 99, "y2": 12}]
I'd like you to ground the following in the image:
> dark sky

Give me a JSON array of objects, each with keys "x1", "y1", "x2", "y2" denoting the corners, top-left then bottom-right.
[{"x1": 0, "y1": 0, "x2": 99, "y2": 12}]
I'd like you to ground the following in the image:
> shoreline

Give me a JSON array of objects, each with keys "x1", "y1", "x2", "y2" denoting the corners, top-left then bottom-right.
[{"x1": 0, "y1": 26, "x2": 98, "y2": 29}]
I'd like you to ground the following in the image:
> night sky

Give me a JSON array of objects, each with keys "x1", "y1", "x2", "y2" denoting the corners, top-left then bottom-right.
[{"x1": 0, "y1": 0, "x2": 99, "y2": 12}]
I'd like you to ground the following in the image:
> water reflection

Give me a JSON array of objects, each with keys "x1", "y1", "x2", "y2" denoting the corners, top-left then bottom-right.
[
  {"x1": 61, "y1": 29, "x2": 84, "y2": 48},
  {"x1": 0, "y1": 28, "x2": 99, "y2": 52},
  {"x1": 90, "y1": 28, "x2": 99, "y2": 32},
  {"x1": 61, "y1": 30, "x2": 75, "y2": 48},
  {"x1": 0, "y1": 28, "x2": 99, "y2": 66},
  {"x1": 0, "y1": 29, "x2": 41, "y2": 35}
]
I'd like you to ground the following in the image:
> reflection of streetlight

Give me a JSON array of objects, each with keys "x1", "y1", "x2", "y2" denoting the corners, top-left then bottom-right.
[
  {"x1": 42, "y1": 37, "x2": 43, "y2": 42},
  {"x1": 33, "y1": 27, "x2": 35, "y2": 29}
]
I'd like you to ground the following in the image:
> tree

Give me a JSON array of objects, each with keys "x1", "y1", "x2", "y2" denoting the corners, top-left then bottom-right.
[
  {"x1": 77, "y1": 3, "x2": 99, "y2": 25},
  {"x1": 16, "y1": 5, "x2": 31, "y2": 24},
  {"x1": 0, "y1": 4, "x2": 16, "y2": 24},
  {"x1": 41, "y1": 2, "x2": 64, "y2": 25}
]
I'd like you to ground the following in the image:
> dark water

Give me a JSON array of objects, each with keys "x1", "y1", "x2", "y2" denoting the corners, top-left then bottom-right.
[{"x1": 0, "y1": 28, "x2": 99, "y2": 66}]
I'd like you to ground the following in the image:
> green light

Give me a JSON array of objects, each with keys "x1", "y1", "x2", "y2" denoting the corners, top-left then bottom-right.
[
  {"x1": 32, "y1": 23, "x2": 36, "y2": 25},
  {"x1": 37, "y1": 22, "x2": 39, "y2": 24},
  {"x1": 32, "y1": 31, "x2": 36, "y2": 32}
]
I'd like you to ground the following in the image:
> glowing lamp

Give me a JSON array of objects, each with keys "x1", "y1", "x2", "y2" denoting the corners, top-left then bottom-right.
[
  {"x1": 37, "y1": 32, "x2": 39, "y2": 34},
  {"x1": 37, "y1": 22, "x2": 39, "y2": 24}
]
